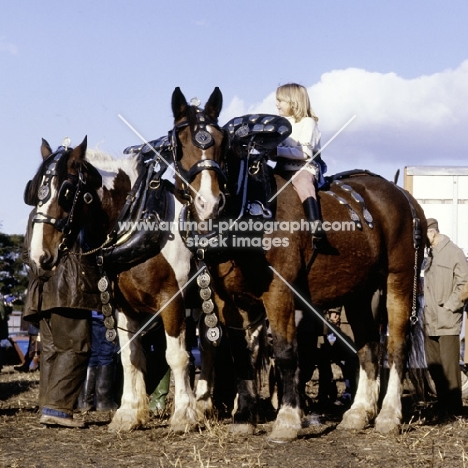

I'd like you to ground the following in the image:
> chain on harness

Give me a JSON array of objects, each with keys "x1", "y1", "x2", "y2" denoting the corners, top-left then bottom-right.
[{"x1": 395, "y1": 185, "x2": 423, "y2": 326}]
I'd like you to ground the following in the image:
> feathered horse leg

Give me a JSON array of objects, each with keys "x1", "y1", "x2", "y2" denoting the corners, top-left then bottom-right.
[{"x1": 108, "y1": 313, "x2": 148, "y2": 432}]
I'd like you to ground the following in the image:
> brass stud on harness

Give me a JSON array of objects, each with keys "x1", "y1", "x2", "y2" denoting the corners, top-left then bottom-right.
[
  {"x1": 206, "y1": 326, "x2": 220, "y2": 342},
  {"x1": 199, "y1": 287, "x2": 211, "y2": 301},
  {"x1": 104, "y1": 316, "x2": 115, "y2": 329},
  {"x1": 204, "y1": 313, "x2": 218, "y2": 328},
  {"x1": 102, "y1": 303, "x2": 113, "y2": 317},
  {"x1": 100, "y1": 291, "x2": 110, "y2": 304},
  {"x1": 98, "y1": 276, "x2": 109, "y2": 292},
  {"x1": 202, "y1": 299, "x2": 215, "y2": 314},
  {"x1": 98, "y1": 275, "x2": 117, "y2": 342},
  {"x1": 197, "y1": 271, "x2": 211, "y2": 288},
  {"x1": 105, "y1": 329, "x2": 117, "y2": 342},
  {"x1": 196, "y1": 265, "x2": 221, "y2": 346}
]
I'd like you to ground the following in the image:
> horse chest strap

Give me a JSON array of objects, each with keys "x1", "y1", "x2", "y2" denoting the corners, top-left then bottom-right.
[{"x1": 196, "y1": 263, "x2": 221, "y2": 346}]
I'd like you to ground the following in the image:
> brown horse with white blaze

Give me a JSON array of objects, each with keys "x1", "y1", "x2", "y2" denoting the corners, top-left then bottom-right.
[
  {"x1": 170, "y1": 87, "x2": 427, "y2": 442},
  {"x1": 170, "y1": 87, "x2": 226, "y2": 222},
  {"x1": 26, "y1": 137, "x2": 200, "y2": 433}
]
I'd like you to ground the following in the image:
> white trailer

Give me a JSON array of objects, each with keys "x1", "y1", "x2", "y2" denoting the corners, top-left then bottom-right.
[{"x1": 404, "y1": 166, "x2": 468, "y2": 256}]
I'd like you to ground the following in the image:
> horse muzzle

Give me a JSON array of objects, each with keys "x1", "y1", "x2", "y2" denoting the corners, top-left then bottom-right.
[{"x1": 194, "y1": 192, "x2": 225, "y2": 221}]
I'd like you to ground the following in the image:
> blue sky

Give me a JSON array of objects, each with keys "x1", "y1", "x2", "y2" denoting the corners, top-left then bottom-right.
[{"x1": 1, "y1": 0, "x2": 467, "y2": 234}]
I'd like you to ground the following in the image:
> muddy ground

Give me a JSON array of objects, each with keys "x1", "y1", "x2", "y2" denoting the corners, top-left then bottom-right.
[{"x1": 1, "y1": 366, "x2": 468, "y2": 468}]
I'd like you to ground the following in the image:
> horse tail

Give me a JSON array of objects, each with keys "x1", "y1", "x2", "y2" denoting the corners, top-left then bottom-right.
[
  {"x1": 395, "y1": 185, "x2": 432, "y2": 400},
  {"x1": 377, "y1": 277, "x2": 433, "y2": 402},
  {"x1": 405, "y1": 292, "x2": 434, "y2": 400}
]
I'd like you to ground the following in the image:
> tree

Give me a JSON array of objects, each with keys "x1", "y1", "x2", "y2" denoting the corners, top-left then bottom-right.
[{"x1": 0, "y1": 232, "x2": 27, "y2": 305}]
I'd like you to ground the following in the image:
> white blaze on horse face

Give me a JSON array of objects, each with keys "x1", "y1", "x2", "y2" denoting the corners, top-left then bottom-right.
[
  {"x1": 193, "y1": 151, "x2": 223, "y2": 220},
  {"x1": 29, "y1": 221, "x2": 45, "y2": 270},
  {"x1": 192, "y1": 124, "x2": 225, "y2": 220},
  {"x1": 29, "y1": 178, "x2": 60, "y2": 270}
]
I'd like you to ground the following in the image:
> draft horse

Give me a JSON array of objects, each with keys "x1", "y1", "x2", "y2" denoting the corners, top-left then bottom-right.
[
  {"x1": 170, "y1": 87, "x2": 427, "y2": 442},
  {"x1": 25, "y1": 136, "x2": 201, "y2": 433}
]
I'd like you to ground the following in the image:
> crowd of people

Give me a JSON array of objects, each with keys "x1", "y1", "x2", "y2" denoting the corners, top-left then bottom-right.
[{"x1": 3, "y1": 83, "x2": 468, "y2": 429}]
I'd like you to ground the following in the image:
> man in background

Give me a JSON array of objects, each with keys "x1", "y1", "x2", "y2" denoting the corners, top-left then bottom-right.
[{"x1": 423, "y1": 218, "x2": 468, "y2": 420}]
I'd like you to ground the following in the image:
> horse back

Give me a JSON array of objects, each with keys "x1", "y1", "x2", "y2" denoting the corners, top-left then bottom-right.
[{"x1": 307, "y1": 175, "x2": 425, "y2": 306}]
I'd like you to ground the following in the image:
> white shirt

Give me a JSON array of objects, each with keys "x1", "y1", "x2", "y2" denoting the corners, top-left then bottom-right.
[{"x1": 276, "y1": 116, "x2": 321, "y2": 161}]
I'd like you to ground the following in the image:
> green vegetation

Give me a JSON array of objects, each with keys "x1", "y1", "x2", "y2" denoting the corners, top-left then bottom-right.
[{"x1": 0, "y1": 231, "x2": 28, "y2": 307}]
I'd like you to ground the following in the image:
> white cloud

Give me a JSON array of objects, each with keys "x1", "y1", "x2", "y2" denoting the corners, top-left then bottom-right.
[
  {"x1": 220, "y1": 95, "x2": 246, "y2": 123},
  {"x1": 310, "y1": 61, "x2": 468, "y2": 131},
  {"x1": 222, "y1": 61, "x2": 468, "y2": 180},
  {"x1": 225, "y1": 60, "x2": 468, "y2": 133},
  {"x1": 222, "y1": 92, "x2": 279, "y2": 123}
]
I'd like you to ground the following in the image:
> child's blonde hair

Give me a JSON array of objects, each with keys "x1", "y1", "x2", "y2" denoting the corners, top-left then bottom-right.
[{"x1": 276, "y1": 83, "x2": 319, "y2": 123}]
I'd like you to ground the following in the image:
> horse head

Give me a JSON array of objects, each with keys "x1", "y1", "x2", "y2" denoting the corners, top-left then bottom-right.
[
  {"x1": 25, "y1": 137, "x2": 103, "y2": 272},
  {"x1": 170, "y1": 87, "x2": 228, "y2": 222}
]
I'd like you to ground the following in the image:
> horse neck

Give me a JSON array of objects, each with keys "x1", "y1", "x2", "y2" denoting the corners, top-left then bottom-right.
[{"x1": 85, "y1": 150, "x2": 139, "y2": 237}]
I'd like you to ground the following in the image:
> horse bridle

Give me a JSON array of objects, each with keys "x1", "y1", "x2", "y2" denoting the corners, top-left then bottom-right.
[
  {"x1": 25, "y1": 147, "x2": 94, "y2": 251},
  {"x1": 170, "y1": 108, "x2": 228, "y2": 201}
]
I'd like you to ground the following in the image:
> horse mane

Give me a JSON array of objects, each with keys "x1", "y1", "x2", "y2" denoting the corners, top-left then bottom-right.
[{"x1": 85, "y1": 149, "x2": 140, "y2": 190}]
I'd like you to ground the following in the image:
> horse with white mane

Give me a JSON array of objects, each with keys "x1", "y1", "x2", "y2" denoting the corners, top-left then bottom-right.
[{"x1": 25, "y1": 136, "x2": 200, "y2": 432}]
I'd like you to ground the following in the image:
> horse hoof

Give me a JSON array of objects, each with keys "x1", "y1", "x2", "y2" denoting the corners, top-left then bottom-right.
[
  {"x1": 108, "y1": 409, "x2": 146, "y2": 432},
  {"x1": 108, "y1": 420, "x2": 140, "y2": 433},
  {"x1": 267, "y1": 426, "x2": 298, "y2": 444},
  {"x1": 375, "y1": 422, "x2": 399, "y2": 435},
  {"x1": 230, "y1": 423, "x2": 255, "y2": 436},
  {"x1": 375, "y1": 413, "x2": 400, "y2": 435},
  {"x1": 195, "y1": 398, "x2": 213, "y2": 417},
  {"x1": 170, "y1": 407, "x2": 201, "y2": 434},
  {"x1": 338, "y1": 408, "x2": 368, "y2": 431}
]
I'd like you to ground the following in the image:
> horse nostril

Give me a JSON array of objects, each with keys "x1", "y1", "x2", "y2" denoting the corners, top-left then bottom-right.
[
  {"x1": 195, "y1": 196, "x2": 206, "y2": 211},
  {"x1": 40, "y1": 253, "x2": 54, "y2": 269}
]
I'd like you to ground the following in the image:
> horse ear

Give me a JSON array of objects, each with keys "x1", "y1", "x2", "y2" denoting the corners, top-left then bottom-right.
[
  {"x1": 80, "y1": 135, "x2": 88, "y2": 150},
  {"x1": 70, "y1": 136, "x2": 88, "y2": 162},
  {"x1": 41, "y1": 138, "x2": 53, "y2": 160},
  {"x1": 172, "y1": 87, "x2": 188, "y2": 121},
  {"x1": 204, "y1": 87, "x2": 223, "y2": 122}
]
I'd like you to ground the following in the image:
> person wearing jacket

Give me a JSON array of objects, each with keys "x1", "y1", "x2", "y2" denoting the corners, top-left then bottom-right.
[
  {"x1": 23, "y1": 210, "x2": 103, "y2": 428},
  {"x1": 423, "y1": 218, "x2": 468, "y2": 419}
]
